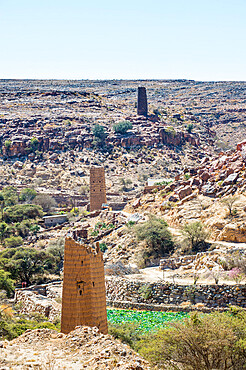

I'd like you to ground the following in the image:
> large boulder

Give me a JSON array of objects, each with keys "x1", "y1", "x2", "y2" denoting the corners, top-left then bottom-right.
[
  {"x1": 177, "y1": 186, "x2": 192, "y2": 200},
  {"x1": 217, "y1": 223, "x2": 246, "y2": 242}
]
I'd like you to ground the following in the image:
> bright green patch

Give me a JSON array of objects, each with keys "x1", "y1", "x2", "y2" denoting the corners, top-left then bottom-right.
[{"x1": 107, "y1": 309, "x2": 188, "y2": 333}]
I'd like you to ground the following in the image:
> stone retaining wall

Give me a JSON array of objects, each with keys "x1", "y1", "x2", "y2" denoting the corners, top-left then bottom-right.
[
  {"x1": 15, "y1": 290, "x2": 61, "y2": 321},
  {"x1": 15, "y1": 278, "x2": 246, "y2": 321},
  {"x1": 106, "y1": 300, "x2": 231, "y2": 313},
  {"x1": 105, "y1": 277, "x2": 246, "y2": 308}
]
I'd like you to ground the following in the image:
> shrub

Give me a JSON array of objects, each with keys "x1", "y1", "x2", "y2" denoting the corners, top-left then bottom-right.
[
  {"x1": 137, "y1": 310, "x2": 246, "y2": 369},
  {"x1": 182, "y1": 222, "x2": 209, "y2": 252},
  {"x1": 108, "y1": 322, "x2": 143, "y2": 349},
  {"x1": 3, "y1": 204, "x2": 43, "y2": 223},
  {"x1": 219, "y1": 251, "x2": 246, "y2": 274},
  {"x1": 113, "y1": 120, "x2": 132, "y2": 135},
  {"x1": 4, "y1": 236, "x2": 23, "y2": 248},
  {"x1": 221, "y1": 195, "x2": 239, "y2": 217},
  {"x1": 0, "y1": 186, "x2": 18, "y2": 206},
  {"x1": 0, "y1": 222, "x2": 8, "y2": 243},
  {"x1": 228, "y1": 267, "x2": 245, "y2": 283},
  {"x1": 0, "y1": 247, "x2": 56, "y2": 285},
  {"x1": 0, "y1": 270, "x2": 14, "y2": 297},
  {"x1": 33, "y1": 194, "x2": 57, "y2": 213},
  {"x1": 99, "y1": 242, "x2": 107, "y2": 253},
  {"x1": 163, "y1": 126, "x2": 176, "y2": 137},
  {"x1": 19, "y1": 188, "x2": 37, "y2": 203},
  {"x1": 92, "y1": 124, "x2": 108, "y2": 148},
  {"x1": 186, "y1": 123, "x2": 194, "y2": 133},
  {"x1": 134, "y1": 215, "x2": 174, "y2": 260},
  {"x1": 29, "y1": 137, "x2": 39, "y2": 152}
]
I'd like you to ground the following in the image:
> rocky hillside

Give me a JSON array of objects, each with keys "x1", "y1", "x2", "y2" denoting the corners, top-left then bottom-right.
[
  {"x1": 1, "y1": 79, "x2": 245, "y2": 210},
  {"x1": 0, "y1": 326, "x2": 149, "y2": 369}
]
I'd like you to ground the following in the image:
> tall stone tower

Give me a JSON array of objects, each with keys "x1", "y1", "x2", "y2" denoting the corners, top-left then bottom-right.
[
  {"x1": 61, "y1": 237, "x2": 108, "y2": 334},
  {"x1": 90, "y1": 166, "x2": 107, "y2": 211},
  {"x1": 137, "y1": 86, "x2": 148, "y2": 116}
]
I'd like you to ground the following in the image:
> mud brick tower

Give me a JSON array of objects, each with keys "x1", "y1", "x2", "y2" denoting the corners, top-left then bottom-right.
[
  {"x1": 61, "y1": 237, "x2": 108, "y2": 334},
  {"x1": 90, "y1": 166, "x2": 107, "y2": 211},
  {"x1": 137, "y1": 86, "x2": 148, "y2": 116}
]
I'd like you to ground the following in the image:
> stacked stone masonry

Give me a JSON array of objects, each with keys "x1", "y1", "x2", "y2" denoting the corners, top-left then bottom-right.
[
  {"x1": 61, "y1": 237, "x2": 108, "y2": 334},
  {"x1": 105, "y1": 277, "x2": 246, "y2": 308},
  {"x1": 90, "y1": 166, "x2": 107, "y2": 212}
]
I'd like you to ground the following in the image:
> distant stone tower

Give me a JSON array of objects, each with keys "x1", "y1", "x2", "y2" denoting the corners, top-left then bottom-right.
[
  {"x1": 137, "y1": 87, "x2": 148, "y2": 116},
  {"x1": 61, "y1": 237, "x2": 108, "y2": 334},
  {"x1": 90, "y1": 166, "x2": 107, "y2": 211}
]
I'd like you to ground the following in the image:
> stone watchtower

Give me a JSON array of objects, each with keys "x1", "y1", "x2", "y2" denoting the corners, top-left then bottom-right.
[
  {"x1": 90, "y1": 166, "x2": 107, "y2": 211},
  {"x1": 61, "y1": 237, "x2": 108, "y2": 334},
  {"x1": 137, "y1": 86, "x2": 148, "y2": 117}
]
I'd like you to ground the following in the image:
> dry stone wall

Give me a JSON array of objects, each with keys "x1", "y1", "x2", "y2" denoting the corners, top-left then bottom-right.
[
  {"x1": 105, "y1": 277, "x2": 246, "y2": 308},
  {"x1": 15, "y1": 290, "x2": 61, "y2": 321}
]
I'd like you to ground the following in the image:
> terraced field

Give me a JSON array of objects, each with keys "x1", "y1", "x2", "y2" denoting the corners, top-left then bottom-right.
[{"x1": 107, "y1": 308, "x2": 188, "y2": 333}]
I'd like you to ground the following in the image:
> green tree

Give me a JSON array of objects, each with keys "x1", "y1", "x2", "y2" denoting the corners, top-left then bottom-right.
[
  {"x1": 4, "y1": 140, "x2": 12, "y2": 155},
  {"x1": 138, "y1": 310, "x2": 246, "y2": 370},
  {"x1": 0, "y1": 186, "x2": 18, "y2": 207},
  {"x1": 46, "y1": 237, "x2": 64, "y2": 273},
  {"x1": 186, "y1": 123, "x2": 194, "y2": 133},
  {"x1": 221, "y1": 195, "x2": 239, "y2": 217},
  {"x1": 33, "y1": 194, "x2": 57, "y2": 213},
  {"x1": 29, "y1": 137, "x2": 39, "y2": 152},
  {"x1": 113, "y1": 120, "x2": 133, "y2": 134},
  {"x1": 182, "y1": 221, "x2": 209, "y2": 252},
  {"x1": 92, "y1": 124, "x2": 108, "y2": 148},
  {"x1": 0, "y1": 222, "x2": 8, "y2": 243},
  {"x1": 19, "y1": 188, "x2": 37, "y2": 203},
  {"x1": 3, "y1": 204, "x2": 43, "y2": 223},
  {"x1": 0, "y1": 193, "x2": 4, "y2": 219},
  {"x1": 134, "y1": 216, "x2": 174, "y2": 259},
  {"x1": 0, "y1": 270, "x2": 14, "y2": 297},
  {"x1": 0, "y1": 247, "x2": 55, "y2": 285},
  {"x1": 4, "y1": 236, "x2": 23, "y2": 248},
  {"x1": 15, "y1": 220, "x2": 32, "y2": 238}
]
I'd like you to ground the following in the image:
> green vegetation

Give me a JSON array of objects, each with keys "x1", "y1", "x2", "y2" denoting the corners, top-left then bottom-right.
[
  {"x1": 33, "y1": 194, "x2": 57, "y2": 213},
  {"x1": 4, "y1": 140, "x2": 12, "y2": 153},
  {"x1": 221, "y1": 195, "x2": 239, "y2": 217},
  {"x1": 0, "y1": 307, "x2": 59, "y2": 340},
  {"x1": 0, "y1": 270, "x2": 14, "y2": 297},
  {"x1": 0, "y1": 247, "x2": 56, "y2": 285},
  {"x1": 19, "y1": 188, "x2": 37, "y2": 203},
  {"x1": 0, "y1": 186, "x2": 18, "y2": 206},
  {"x1": 134, "y1": 215, "x2": 174, "y2": 262},
  {"x1": 186, "y1": 123, "x2": 194, "y2": 133},
  {"x1": 0, "y1": 186, "x2": 47, "y2": 246},
  {"x1": 113, "y1": 120, "x2": 132, "y2": 134},
  {"x1": 4, "y1": 236, "x2": 23, "y2": 248},
  {"x1": 108, "y1": 309, "x2": 187, "y2": 334},
  {"x1": 119, "y1": 177, "x2": 132, "y2": 192},
  {"x1": 99, "y1": 242, "x2": 108, "y2": 253},
  {"x1": 137, "y1": 308, "x2": 246, "y2": 369},
  {"x1": 163, "y1": 126, "x2": 177, "y2": 137},
  {"x1": 108, "y1": 309, "x2": 188, "y2": 349},
  {"x1": 29, "y1": 137, "x2": 39, "y2": 152},
  {"x1": 154, "y1": 179, "x2": 173, "y2": 186},
  {"x1": 92, "y1": 124, "x2": 108, "y2": 148},
  {"x1": 3, "y1": 204, "x2": 43, "y2": 223},
  {"x1": 184, "y1": 172, "x2": 191, "y2": 180},
  {"x1": 182, "y1": 221, "x2": 209, "y2": 252}
]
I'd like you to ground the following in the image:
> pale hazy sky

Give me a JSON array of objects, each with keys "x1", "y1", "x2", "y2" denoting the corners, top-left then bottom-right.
[{"x1": 0, "y1": 0, "x2": 245, "y2": 81}]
